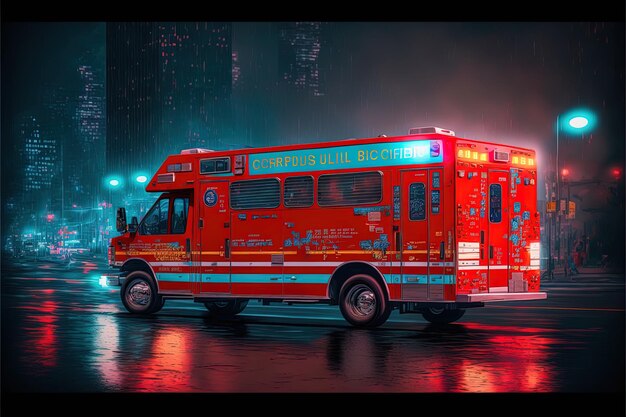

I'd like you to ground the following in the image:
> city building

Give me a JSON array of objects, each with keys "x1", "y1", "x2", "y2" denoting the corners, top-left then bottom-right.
[
  {"x1": 278, "y1": 22, "x2": 324, "y2": 97},
  {"x1": 158, "y1": 22, "x2": 232, "y2": 152},
  {"x1": 106, "y1": 22, "x2": 233, "y2": 187},
  {"x1": 106, "y1": 22, "x2": 162, "y2": 184},
  {"x1": 76, "y1": 58, "x2": 106, "y2": 207}
]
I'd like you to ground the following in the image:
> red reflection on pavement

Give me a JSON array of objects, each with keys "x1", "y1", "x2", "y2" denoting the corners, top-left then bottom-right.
[
  {"x1": 133, "y1": 329, "x2": 192, "y2": 391},
  {"x1": 23, "y1": 300, "x2": 59, "y2": 369},
  {"x1": 81, "y1": 261, "x2": 97, "y2": 274},
  {"x1": 449, "y1": 323, "x2": 556, "y2": 392}
]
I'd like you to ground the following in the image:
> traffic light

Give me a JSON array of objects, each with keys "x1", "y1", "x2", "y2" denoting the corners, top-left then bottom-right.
[{"x1": 561, "y1": 168, "x2": 570, "y2": 178}]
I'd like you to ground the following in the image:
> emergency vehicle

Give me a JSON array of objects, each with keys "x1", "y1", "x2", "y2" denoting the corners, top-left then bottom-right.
[{"x1": 103, "y1": 126, "x2": 546, "y2": 327}]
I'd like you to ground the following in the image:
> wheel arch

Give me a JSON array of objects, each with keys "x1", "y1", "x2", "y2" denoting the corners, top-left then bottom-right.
[
  {"x1": 327, "y1": 261, "x2": 389, "y2": 304},
  {"x1": 120, "y1": 258, "x2": 159, "y2": 292}
]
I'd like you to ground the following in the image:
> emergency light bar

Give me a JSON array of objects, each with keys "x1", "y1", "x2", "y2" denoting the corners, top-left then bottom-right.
[
  {"x1": 408, "y1": 126, "x2": 455, "y2": 136},
  {"x1": 181, "y1": 148, "x2": 213, "y2": 154}
]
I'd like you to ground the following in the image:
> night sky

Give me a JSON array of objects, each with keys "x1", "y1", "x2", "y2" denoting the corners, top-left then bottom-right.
[{"x1": 2, "y1": 21, "x2": 624, "y2": 193}]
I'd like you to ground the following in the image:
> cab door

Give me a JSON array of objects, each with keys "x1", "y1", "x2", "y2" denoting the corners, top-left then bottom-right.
[
  {"x1": 197, "y1": 181, "x2": 231, "y2": 295},
  {"x1": 487, "y1": 171, "x2": 510, "y2": 292},
  {"x1": 136, "y1": 193, "x2": 193, "y2": 294}
]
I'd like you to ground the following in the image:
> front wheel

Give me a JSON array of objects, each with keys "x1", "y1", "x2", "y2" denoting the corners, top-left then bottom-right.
[
  {"x1": 120, "y1": 271, "x2": 161, "y2": 314},
  {"x1": 339, "y1": 274, "x2": 390, "y2": 328},
  {"x1": 204, "y1": 299, "x2": 248, "y2": 317},
  {"x1": 422, "y1": 307, "x2": 465, "y2": 324}
]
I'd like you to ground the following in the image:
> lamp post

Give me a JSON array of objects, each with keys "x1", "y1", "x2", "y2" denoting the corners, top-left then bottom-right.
[
  {"x1": 105, "y1": 177, "x2": 121, "y2": 241},
  {"x1": 551, "y1": 109, "x2": 596, "y2": 278}
]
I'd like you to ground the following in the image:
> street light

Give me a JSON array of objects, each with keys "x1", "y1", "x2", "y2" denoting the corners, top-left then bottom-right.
[
  {"x1": 551, "y1": 108, "x2": 596, "y2": 278},
  {"x1": 135, "y1": 175, "x2": 148, "y2": 184},
  {"x1": 108, "y1": 179, "x2": 120, "y2": 187}
]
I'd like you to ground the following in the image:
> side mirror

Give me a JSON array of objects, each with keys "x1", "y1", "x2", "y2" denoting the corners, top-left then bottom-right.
[
  {"x1": 128, "y1": 216, "x2": 139, "y2": 234},
  {"x1": 116, "y1": 207, "x2": 128, "y2": 233}
]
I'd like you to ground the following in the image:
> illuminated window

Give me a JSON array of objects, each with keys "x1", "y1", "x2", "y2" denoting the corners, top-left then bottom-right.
[
  {"x1": 512, "y1": 156, "x2": 519, "y2": 164},
  {"x1": 472, "y1": 151, "x2": 478, "y2": 160},
  {"x1": 457, "y1": 149, "x2": 464, "y2": 158},
  {"x1": 520, "y1": 156, "x2": 527, "y2": 165},
  {"x1": 318, "y1": 172, "x2": 382, "y2": 207},
  {"x1": 528, "y1": 158, "x2": 534, "y2": 166},
  {"x1": 480, "y1": 153, "x2": 487, "y2": 161}
]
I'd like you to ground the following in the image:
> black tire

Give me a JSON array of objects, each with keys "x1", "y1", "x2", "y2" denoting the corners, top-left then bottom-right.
[
  {"x1": 151, "y1": 297, "x2": 166, "y2": 314},
  {"x1": 204, "y1": 299, "x2": 248, "y2": 317},
  {"x1": 422, "y1": 307, "x2": 465, "y2": 324},
  {"x1": 338, "y1": 274, "x2": 391, "y2": 328},
  {"x1": 120, "y1": 270, "x2": 161, "y2": 314}
]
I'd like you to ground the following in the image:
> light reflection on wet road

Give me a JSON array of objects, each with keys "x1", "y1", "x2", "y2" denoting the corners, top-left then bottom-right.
[{"x1": 2, "y1": 256, "x2": 624, "y2": 392}]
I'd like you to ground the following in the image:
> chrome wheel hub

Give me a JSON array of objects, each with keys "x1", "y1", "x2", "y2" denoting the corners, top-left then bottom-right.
[
  {"x1": 126, "y1": 281, "x2": 151, "y2": 309},
  {"x1": 347, "y1": 284, "x2": 377, "y2": 318}
]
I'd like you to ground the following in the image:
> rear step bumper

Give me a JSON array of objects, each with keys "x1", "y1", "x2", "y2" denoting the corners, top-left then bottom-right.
[{"x1": 456, "y1": 292, "x2": 547, "y2": 303}]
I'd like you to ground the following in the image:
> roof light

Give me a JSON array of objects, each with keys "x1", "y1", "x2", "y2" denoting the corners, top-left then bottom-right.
[
  {"x1": 180, "y1": 148, "x2": 213, "y2": 154},
  {"x1": 408, "y1": 126, "x2": 455, "y2": 136}
]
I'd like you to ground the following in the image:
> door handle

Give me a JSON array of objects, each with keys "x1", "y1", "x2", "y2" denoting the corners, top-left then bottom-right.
[
  {"x1": 395, "y1": 231, "x2": 401, "y2": 250},
  {"x1": 224, "y1": 238, "x2": 230, "y2": 259},
  {"x1": 439, "y1": 241, "x2": 445, "y2": 260},
  {"x1": 185, "y1": 238, "x2": 191, "y2": 256},
  {"x1": 269, "y1": 277, "x2": 281, "y2": 281},
  {"x1": 489, "y1": 245, "x2": 494, "y2": 259}
]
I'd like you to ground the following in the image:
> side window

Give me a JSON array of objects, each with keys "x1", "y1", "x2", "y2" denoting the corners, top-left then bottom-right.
[
  {"x1": 318, "y1": 171, "x2": 382, "y2": 207},
  {"x1": 489, "y1": 184, "x2": 502, "y2": 223},
  {"x1": 171, "y1": 198, "x2": 189, "y2": 234},
  {"x1": 284, "y1": 176, "x2": 314, "y2": 207},
  {"x1": 140, "y1": 198, "x2": 170, "y2": 235},
  {"x1": 409, "y1": 183, "x2": 426, "y2": 221},
  {"x1": 230, "y1": 178, "x2": 280, "y2": 209}
]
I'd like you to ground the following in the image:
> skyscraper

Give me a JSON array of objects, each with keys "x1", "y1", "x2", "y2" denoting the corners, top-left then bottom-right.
[
  {"x1": 232, "y1": 50, "x2": 241, "y2": 89},
  {"x1": 278, "y1": 22, "x2": 324, "y2": 97},
  {"x1": 106, "y1": 22, "x2": 162, "y2": 183},
  {"x1": 19, "y1": 115, "x2": 59, "y2": 210},
  {"x1": 159, "y1": 22, "x2": 232, "y2": 151},
  {"x1": 76, "y1": 58, "x2": 106, "y2": 206},
  {"x1": 106, "y1": 22, "x2": 233, "y2": 187}
]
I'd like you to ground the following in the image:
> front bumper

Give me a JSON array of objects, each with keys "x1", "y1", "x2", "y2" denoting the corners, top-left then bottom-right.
[
  {"x1": 456, "y1": 291, "x2": 547, "y2": 303},
  {"x1": 99, "y1": 274, "x2": 126, "y2": 287}
]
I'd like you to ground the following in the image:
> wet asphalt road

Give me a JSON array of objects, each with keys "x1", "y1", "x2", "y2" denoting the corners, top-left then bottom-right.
[{"x1": 1, "y1": 255, "x2": 624, "y2": 393}]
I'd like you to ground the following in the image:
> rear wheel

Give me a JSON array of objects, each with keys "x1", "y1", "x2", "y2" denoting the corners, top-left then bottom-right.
[
  {"x1": 422, "y1": 307, "x2": 465, "y2": 324},
  {"x1": 121, "y1": 271, "x2": 161, "y2": 314},
  {"x1": 339, "y1": 274, "x2": 390, "y2": 328},
  {"x1": 204, "y1": 299, "x2": 248, "y2": 317}
]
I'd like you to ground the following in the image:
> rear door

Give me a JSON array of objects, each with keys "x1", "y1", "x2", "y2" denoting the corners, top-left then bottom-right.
[
  {"x1": 197, "y1": 181, "x2": 231, "y2": 295},
  {"x1": 487, "y1": 171, "x2": 510, "y2": 292},
  {"x1": 427, "y1": 169, "x2": 445, "y2": 300},
  {"x1": 400, "y1": 169, "x2": 429, "y2": 299}
]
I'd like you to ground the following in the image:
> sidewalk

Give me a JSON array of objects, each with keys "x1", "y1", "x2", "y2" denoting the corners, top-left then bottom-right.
[{"x1": 544, "y1": 269, "x2": 624, "y2": 284}]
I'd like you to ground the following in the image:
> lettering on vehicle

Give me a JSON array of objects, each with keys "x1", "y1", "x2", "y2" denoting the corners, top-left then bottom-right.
[{"x1": 248, "y1": 140, "x2": 443, "y2": 175}]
